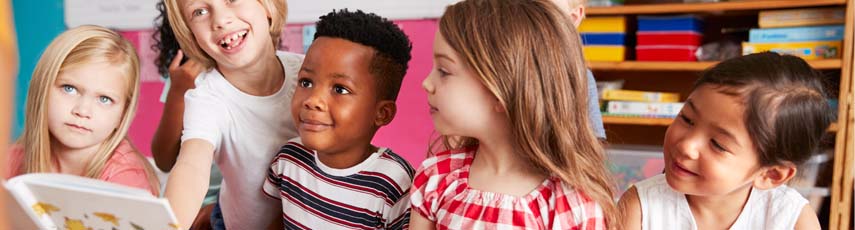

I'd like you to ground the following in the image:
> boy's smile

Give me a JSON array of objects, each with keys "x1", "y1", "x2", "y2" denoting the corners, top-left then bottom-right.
[{"x1": 292, "y1": 37, "x2": 389, "y2": 167}]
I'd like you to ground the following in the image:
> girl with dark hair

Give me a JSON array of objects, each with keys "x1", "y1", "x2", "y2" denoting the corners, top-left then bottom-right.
[{"x1": 619, "y1": 52, "x2": 832, "y2": 230}]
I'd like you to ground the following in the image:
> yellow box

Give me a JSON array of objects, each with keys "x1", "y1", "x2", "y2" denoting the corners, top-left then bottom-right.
[
  {"x1": 601, "y1": 89, "x2": 680, "y2": 103},
  {"x1": 742, "y1": 41, "x2": 842, "y2": 60},
  {"x1": 583, "y1": 46, "x2": 625, "y2": 62},
  {"x1": 579, "y1": 16, "x2": 626, "y2": 33}
]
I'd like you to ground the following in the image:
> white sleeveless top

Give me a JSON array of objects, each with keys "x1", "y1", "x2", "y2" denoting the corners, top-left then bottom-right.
[{"x1": 635, "y1": 174, "x2": 808, "y2": 230}]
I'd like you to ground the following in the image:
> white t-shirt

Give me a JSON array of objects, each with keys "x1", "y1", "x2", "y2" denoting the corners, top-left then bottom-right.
[
  {"x1": 181, "y1": 51, "x2": 303, "y2": 229},
  {"x1": 635, "y1": 174, "x2": 808, "y2": 230}
]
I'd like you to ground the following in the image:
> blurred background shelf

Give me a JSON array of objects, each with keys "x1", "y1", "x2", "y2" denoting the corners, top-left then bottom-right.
[
  {"x1": 587, "y1": 0, "x2": 847, "y2": 15},
  {"x1": 603, "y1": 116, "x2": 840, "y2": 132},
  {"x1": 589, "y1": 59, "x2": 842, "y2": 71}
]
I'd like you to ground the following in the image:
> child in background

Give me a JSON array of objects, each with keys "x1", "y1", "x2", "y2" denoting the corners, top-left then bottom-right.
[
  {"x1": 5, "y1": 25, "x2": 160, "y2": 196},
  {"x1": 409, "y1": 0, "x2": 616, "y2": 229},
  {"x1": 149, "y1": 1, "x2": 218, "y2": 229},
  {"x1": 263, "y1": 9, "x2": 415, "y2": 229},
  {"x1": 552, "y1": 0, "x2": 607, "y2": 140},
  {"x1": 161, "y1": 0, "x2": 302, "y2": 228},
  {"x1": 618, "y1": 52, "x2": 830, "y2": 229}
]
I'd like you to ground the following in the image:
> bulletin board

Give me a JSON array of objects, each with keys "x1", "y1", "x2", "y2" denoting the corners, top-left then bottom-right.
[{"x1": 287, "y1": 0, "x2": 458, "y2": 23}]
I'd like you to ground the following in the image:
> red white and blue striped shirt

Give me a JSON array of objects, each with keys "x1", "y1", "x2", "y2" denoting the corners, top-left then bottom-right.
[{"x1": 263, "y1": 139, "x2": 415, "y2": 229}]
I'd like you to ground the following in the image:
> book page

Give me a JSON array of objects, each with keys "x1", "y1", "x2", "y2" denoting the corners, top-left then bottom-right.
[
  {"x1": 6, "y1": 173, "x2": 180, "y2": 230},
  {"x1": 2, "y1": 180, "x2": 44, "y2": 229}
]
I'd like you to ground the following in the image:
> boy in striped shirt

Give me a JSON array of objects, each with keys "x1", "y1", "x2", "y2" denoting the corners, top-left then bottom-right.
[{"x1": 263, "y1": 9, "x2": 415, "y2": 230}]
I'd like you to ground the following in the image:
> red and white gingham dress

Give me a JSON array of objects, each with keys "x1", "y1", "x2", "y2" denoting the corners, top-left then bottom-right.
[{"x1": 410, "y1": 146, "x2": 607, "y2": 230}]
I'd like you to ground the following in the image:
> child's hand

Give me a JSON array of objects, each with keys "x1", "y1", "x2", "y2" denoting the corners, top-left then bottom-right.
[
  {"x1": 190, "y1": 203, "x2": 215, "y2": 230},
  {"x1": 168, "y1": 50, "x2": 203, "y2": 92}
]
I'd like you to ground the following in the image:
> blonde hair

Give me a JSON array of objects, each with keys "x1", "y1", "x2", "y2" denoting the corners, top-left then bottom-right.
[
  {"x1": 436, "y1": 0, "x2": 617, "y2": 227},
  {"x1": 19, "y1": 25, "x2": 159, "y2": 195},
  {"x1": 164, "y1": 0, "x2": 287, "y2": 69}
]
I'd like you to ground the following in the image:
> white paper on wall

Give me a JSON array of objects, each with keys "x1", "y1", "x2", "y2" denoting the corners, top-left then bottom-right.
[{"x1": 65, "y1": 0, "x2": 159, "y2": 30}]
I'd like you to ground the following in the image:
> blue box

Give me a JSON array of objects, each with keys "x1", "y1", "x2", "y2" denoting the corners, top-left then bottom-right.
[
  {"x1": 638, "y1": 15, "x2": 703, "y2": 32},
  {"x1": 749, "y1": 25, "x2": 845, "y2": 43},
  {"x1": 582, "y1": 33, "x2": 626, "y2": 45}
]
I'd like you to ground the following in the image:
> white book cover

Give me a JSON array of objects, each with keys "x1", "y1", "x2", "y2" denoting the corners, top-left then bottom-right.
[{"x1": 3, "y1": 173, "x2": 179, "y2": 230}]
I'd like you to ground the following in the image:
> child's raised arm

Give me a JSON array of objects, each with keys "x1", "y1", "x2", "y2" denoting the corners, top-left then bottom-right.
[
  {"x1": 164, "y1": 139, "x2": 214, "y2": 227},
  {"x1": 151, "y1": 50, "x2": 202, "y2": 172}
]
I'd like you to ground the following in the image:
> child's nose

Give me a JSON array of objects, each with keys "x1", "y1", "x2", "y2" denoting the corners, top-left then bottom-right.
[
  {"x1": 302, "y1": 93, "x2": 326, "y2": 111},
  {"x1": 212, "y1": 10, "x2": 235, "y2": 30},
  {"x1": 71, "y1": 99, "x2": 92, "y2": 119},
  {"x1": 674, "y1": 136, "x2": 701, "y2": 160},
  {"x1": 422, "y1": 76, "x2": 434, "y2": 93}
]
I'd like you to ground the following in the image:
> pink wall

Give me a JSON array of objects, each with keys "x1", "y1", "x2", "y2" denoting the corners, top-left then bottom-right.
[{"x1": 123, "y1": 19, "x2": 439, "y2": 167}]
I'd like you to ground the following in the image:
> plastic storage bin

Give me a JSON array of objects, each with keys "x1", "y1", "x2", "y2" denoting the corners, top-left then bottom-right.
[{"x1": 606, "y1": 145, "x2": 665, "y2": 196}]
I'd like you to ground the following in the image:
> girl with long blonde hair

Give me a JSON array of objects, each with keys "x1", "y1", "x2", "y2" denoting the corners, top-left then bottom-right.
[
  {"x1": 409, "y1": 0, "x2": 617, "y2": 229},
  {"x1": 6, "y1": 25, "x2": 159, "y2": 196}
]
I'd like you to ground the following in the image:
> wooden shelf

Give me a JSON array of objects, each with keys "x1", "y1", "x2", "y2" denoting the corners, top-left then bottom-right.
[
  {"x1": 589, "y1": 59, "x2": 842, "y2": 71},
  {"x1": 604, "y1": 116, "x2": 840, "y2": 132},
  {"x1": 602, "y1": 116, "x2": 674, "y2": 126},
  {"x1": 587, "y1": 0, "x2": 847, "y2": 15}
]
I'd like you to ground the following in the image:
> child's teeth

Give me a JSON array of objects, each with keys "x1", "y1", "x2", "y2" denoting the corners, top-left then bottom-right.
[{"x1": 231, "y1": 34, "x2": 239, "y2": 40}]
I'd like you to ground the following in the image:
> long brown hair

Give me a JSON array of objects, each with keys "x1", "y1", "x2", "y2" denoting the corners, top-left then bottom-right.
[
  {"x1": 436, "y1": 0, "x2": 617, "y2": 227},
  {"x1": 20, "y1": 25, "x2": 160, "y2": 195}
]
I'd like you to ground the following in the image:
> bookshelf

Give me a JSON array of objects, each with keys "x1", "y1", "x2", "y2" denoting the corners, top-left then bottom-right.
[
  {"x1": 587, "y1": 0, "x2": 846, "y2": 15},
  {"x1": 604, "y1": 116, "x2": 841, "y2": 131},
  {"x1": 588, "y1": 0, "x2": 854, "y2": 229},
  {"x1": 589, "y1": 59, "x2": 842, "y2": 71}
]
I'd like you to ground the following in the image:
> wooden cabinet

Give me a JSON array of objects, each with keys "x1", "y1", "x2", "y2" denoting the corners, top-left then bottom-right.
[{"x1": 587, "y1": 0, "x2": 854, "y2": 229}]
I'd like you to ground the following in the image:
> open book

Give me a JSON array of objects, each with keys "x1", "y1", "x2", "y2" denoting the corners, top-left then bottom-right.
[{"x1": 3, "y1": 173, "x2": 180, "y2": 230}]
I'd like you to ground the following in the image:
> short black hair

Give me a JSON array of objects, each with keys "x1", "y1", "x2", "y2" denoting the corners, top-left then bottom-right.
[
  {"x1": 314, "y1": 9, "x2": 413, "y2": 101},
  {"x1": 695, "y1": 52, "x2": 833, "y2": 167}
]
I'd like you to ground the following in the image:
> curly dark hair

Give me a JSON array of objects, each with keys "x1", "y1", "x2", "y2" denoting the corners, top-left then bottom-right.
[
  {"x1": 151, "y1": 0, "x2": 181, "y2": 78},
  {"x1": 314, "y1": 9, "x2": 413, "y2": 100}
]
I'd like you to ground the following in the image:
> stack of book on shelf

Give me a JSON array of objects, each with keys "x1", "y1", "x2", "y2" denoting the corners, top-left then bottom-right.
[
  {"x1": 600, "y1": 89, "x2": 683, "y2": 118},
  {"x1": 579, "y1": 16, "x2": 627, "y2": 62},
  {"x1": 743, "y1": 7, "x2": 845, "y2": 60},
  {"x1": 635, "y1": 15, "x2": 703, "y2": 61}
]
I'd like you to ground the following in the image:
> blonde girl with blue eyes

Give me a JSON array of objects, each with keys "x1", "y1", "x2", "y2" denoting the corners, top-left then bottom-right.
[{"x1": 6, "y1": 25, "x2": 159, "y2": 196}]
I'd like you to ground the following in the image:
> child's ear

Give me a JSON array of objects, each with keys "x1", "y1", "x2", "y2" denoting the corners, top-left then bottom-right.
[
  {"x1": 753, "y1": 162, "x2": 797, "y2": 190},
  {"x1": 374, "y1": 100, "x2": 397, "y2": 127},
  {"x1": 568, "y1": 5, "x2": 585, "y2": 28}
]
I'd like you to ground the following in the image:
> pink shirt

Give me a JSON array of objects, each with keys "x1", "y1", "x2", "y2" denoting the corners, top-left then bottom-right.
[{"x1": 6, "y1": 139, "x2": 156, "y2": 195}]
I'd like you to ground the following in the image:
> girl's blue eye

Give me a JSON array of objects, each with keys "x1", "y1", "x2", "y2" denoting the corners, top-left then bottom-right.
[
  {"x1": 299, "y1": 79, "x2": 312, "y2": 88},
  {"x1": 333, "y1": 85, "x2": 351, "y2": 95},
  {"x1": 62, "y1": 85, "x2": 77, "y2": 94},
  {"x1": 193, "y1": 8, "x2": 208, "y2": 17},
  {"x1": 98, "y1": 96, "x2": 114, "y2": 105}
]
